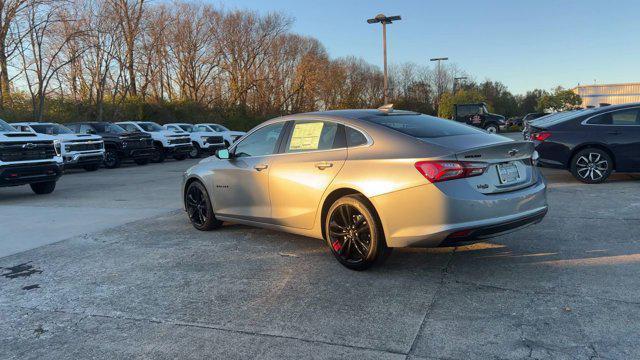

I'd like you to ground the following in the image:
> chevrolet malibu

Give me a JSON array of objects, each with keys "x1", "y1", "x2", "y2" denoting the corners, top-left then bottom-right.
[{"x1": 182, "y1": 108, "x2": 548, "y2": 270}]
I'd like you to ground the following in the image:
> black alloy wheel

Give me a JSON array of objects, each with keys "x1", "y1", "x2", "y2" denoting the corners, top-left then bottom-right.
[
  {"x1": 103, "y1": 148, "x2": 121, "y2": 168},
  {"x1": 151, "y1": 144, "x2": 165, "y2": 163},
  {"x1": 571, "y1": 148, "x2": 612, "y2": 184},
  {"x1": 325, "y1": 195, "x2": 390, "y2": 270},
  {"x1": 185, "y1": 181, "x2": 222, "y2": 231},
  {"x1": 30, "y1": 181, "x2": 56, "y2": 195}
]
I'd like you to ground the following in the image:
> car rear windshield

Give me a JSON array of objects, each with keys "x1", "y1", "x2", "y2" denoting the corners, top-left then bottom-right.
[{"x1": 363, "y1": 114, "x2": 484, "y2": 138}]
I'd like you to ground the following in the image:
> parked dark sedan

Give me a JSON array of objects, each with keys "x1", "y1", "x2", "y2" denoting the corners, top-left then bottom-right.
[{"x1": 526, "y1": 103, "x2": 640, "y2": 183}]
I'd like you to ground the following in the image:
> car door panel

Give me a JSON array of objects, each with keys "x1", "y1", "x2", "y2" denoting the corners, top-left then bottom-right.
[
  {"x1": 212, "y1": 156, "x2": 274, "y2": 222},
  {"x1": 269, "y1": 121, "x2": 347, "y2": 230}
]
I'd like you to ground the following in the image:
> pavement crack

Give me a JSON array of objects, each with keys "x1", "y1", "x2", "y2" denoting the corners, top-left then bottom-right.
[
  {"x1": 11, "y1": 304, "x2": 407, "y2": 357},
  {"x1": 406, "y1": 247, "x2": 457, "y2": 358}
]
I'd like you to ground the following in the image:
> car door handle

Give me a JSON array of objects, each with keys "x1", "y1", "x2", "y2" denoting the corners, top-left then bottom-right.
[
  {"x1": 315, "y1": 162, "x2": 333, "y2": 170},
  {"x1": 254, "y1": 164, "x2": 268, "y2": 171}
]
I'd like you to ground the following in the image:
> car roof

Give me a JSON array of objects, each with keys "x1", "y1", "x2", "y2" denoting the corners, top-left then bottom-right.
[
  {"x1": 302, "y1": 109, "x2": 420, "y2": 120},
  {"x1": 12, "y1": 122, "x2": 55, "y2": 125}
]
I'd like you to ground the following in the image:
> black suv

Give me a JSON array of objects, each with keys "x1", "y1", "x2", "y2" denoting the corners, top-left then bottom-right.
[
  {"x1": 453, "y1": 103, "x2": 506, "y2": 133},
  {"x1": 67, "y1": 122, "x2": 154, "y2": 168}
]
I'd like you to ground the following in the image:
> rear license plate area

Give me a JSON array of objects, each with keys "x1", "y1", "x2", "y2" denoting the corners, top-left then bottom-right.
[{"x1": 497, "y1": 163, "x2": 520, "y2": 184}]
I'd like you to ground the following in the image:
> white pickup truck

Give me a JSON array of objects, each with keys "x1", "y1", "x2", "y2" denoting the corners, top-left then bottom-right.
[
  {"x1": 12, "y1": 122, "x2": 104, "y2": 171},
  {"x1": 163, "y1": 123, "x2": 225, "y2": 158},
  {"x1": 116, "y1": 121, "x2": 193, "y2": 163},
  {"x1": 0, "y1": 119, "x2": 63, "y2": 194}
]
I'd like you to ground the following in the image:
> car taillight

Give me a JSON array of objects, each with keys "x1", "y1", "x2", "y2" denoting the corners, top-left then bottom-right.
[
  {"x1": 531, "y1": 131, "x2": 551, "y2": 141},
  {"x1": 414, "y1": 161, "x2": 488, "y2": 183}
]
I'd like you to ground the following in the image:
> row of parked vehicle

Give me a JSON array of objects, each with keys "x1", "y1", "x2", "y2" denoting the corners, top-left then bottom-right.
[{"x1": 0, "y1": 119, "x2": 245, "y2": 194}]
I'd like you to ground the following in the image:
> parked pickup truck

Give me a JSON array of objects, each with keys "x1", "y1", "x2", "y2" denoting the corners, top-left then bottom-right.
[
  {"x1": 0, "y1": 119, "x2": 63, "y2": 194},
  {"x1": 116, "y1": 121, "x2": 193, "y2": 163},
  {"x1": 163, "y1": 123, "x2": 225, "y2": 158},
  {"x1": 67, "y1": 122, "x2": 154, "y2": 168},
  {"x1": 453, "y1": 103, "x2": 506, "y2": 133},
  {"x1": 12, "y1": 122, "x2": 104, "y2": 171}
]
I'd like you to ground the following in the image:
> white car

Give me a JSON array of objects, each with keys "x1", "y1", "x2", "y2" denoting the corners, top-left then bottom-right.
[
  {"x1": 0, "y1": 119, "x2": 64, "y2": 194},
  {"x1": 198, "y1": 123, "x2": 245, "y2": 147},
  {"x1": 12, "y1": 122, "x2": 104, "y2": 171},
  {"x1": 116, "y1": 121, "x2": 193, "y2": 163},
  {"x1": 163, "y1": 123, "x2": 225, "y2": 158}
]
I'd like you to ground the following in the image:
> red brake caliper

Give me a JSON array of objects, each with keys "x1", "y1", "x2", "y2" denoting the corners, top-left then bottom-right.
[{"x1": 332, "y1": 240, "x2": 342, "y2": 251}]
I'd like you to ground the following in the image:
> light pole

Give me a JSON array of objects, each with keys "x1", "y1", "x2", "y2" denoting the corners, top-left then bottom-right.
[
  {"x1": 367, "y1": 14, "x2": 401, "y2": 105},
  {"x1": 453, "y1": 76, "x2": 467, "y2": 94},
  {"x1": 430, "y1": 57, "x2": 448, "y2": 101}
]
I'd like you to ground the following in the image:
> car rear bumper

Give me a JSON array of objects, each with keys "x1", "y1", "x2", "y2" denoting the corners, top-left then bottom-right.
[
  {"x1": 370, "y1": 175, "x2": 548, "y2": 248},
  {"x1": 0, "y1": 162, "x2": 62, "y2": 187}
]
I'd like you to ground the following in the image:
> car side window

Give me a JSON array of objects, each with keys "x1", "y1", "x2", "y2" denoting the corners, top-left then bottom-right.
[
  {"x1": 284, "y1": 121, "x2": 339, "y2": 153},
  {"x1": 120, "y1": 124, "x2": 137, "y2": 132},
  {"x1": 194, "y1": 125, "x2": 205, "y2": 132},
  {"x1": 67, "y1": 124, "x2": 79, "y2": 132},
  {"x1": 234, "y1": 122, "x2": 285, "y2": 157},
  {"x1": 588, "y1": 109, "x2": 640, "y2": 125},
  {"x1": 346, "y1": 127, "x2": 368, "y2": 147},
  {"x1": 79, "y1": 124, "x2": 94, "y2": 134}
]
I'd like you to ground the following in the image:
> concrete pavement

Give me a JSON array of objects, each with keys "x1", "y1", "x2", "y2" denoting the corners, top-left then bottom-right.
[{"x1": 1, "y1": 140, "x2": 640, "y2": 359}]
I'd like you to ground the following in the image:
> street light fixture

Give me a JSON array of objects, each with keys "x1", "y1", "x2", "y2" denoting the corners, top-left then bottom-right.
[
  {"x1": 453, "y1": 76, "x2": 467, "y2": 94},
  {"x1": 367, "y1": 14, "x2": 401, "y2": 105},
  {"x1": 430, "y1": 57, "x2": 449, "y2": 105}
]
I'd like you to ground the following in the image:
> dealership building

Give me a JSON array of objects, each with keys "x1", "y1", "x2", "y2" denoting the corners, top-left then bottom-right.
[{"x1": 573, "y1": 82, "x2": 640, "y2": 107}]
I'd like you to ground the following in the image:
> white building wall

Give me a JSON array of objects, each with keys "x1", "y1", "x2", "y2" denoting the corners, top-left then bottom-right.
[{"x1": 573, "y1": 83, "x2": 640, "y2": 107}]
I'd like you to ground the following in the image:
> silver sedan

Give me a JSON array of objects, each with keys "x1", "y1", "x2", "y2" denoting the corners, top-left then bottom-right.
[{"x1": 182, "y1": 108, "x2": 548, "y2": 270}]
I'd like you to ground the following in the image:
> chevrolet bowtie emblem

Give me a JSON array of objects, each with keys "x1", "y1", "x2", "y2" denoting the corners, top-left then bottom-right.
[
  {"x1": 22, "y1": 143, "x2": 37, "y2": 149},
  {"x1": 508, "y1": 149, "x2": 519, "y2": 157}
]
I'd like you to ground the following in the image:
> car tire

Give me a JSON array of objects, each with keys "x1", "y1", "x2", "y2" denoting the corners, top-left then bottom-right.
[
  {"x1": 174, "y1": 154, "x2": 187, "y2": 161},
  {"x1": 83, "y1": 164, "x2": 100, "y2": 172},
  {"x1": 103, "y1": 148, "x2": 121, "y2": 169},
  {"x1": 570, "y1": 148, "x2": 613, "y2": 184},
  {"x1": 325, "y1": 194, "x2": 391, "y2": 271},
  {"x1": 30, "y1": 181, "x2": 56, "y2": 195},
  {"x1": 185, "y1": 181, "x2": 222, "y2": 231},
  {"x1": 485, "y1": 124, "x2": 499, "y2": 133},
  {"x1": 151, "y1": 144, "x2": 165, "y2": 163},
  {"x1": 189, "y1": 143, "x2": 201, "y2": 158},
  {"x1": 134, "y1": 158, "x2": 150, "y2": 166}
]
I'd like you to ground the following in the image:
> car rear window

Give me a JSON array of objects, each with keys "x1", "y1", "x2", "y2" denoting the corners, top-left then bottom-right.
[{"x1": 363, "y1": 114, "x2": 483, "y2": 138}]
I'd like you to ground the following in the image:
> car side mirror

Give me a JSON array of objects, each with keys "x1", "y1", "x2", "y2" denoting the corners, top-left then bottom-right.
[{"x1": 215, "y1": 148, "x2": 230, "y2": 159}]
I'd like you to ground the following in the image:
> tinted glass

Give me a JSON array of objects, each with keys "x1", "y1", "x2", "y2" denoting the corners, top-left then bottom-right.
[
  {"x1": 234, "y1": 122, "x2": 285, "y2": 157},
  {"x1": 138, "y1": 122, "x2": 163, "y2": 131},
  {"x1": 93, "y1": 123, "x2": 125, "y2": 134},
  {"x1": 178, "y1": 124, "x2": 193, "y2": 132},
  {"x1": 364, "y1": 114, "x2": 484, "y2": 138},
  {"x1": 347, "y1": 127, "x2": 368, "y2": 147},
  {"x1": 0, "y1": 119, "x2": 15, "y2": 132},
  {"x1": 284, "y1": 121, "x2": 339, "y2": 153},
  {"x1": 67, "y1": 124, "x2": 79, "y2": 132},
  {"x1": 119, "y1": 123, "x2": 138, "y2": 132},
  {"x1": 31, "y1": 124, "x2": 73, "y2": 135},
  {"x1": 209, "y1": 124, "x2": 229, "y2": 132},
  {"x1": 588, "y1": 109, "x2": 640, "y2": 125}
]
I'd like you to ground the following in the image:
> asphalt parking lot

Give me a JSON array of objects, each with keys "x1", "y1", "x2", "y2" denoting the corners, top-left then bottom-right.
[{"x1": 1, "y1": 143, "x2": 640, "y2": 359}]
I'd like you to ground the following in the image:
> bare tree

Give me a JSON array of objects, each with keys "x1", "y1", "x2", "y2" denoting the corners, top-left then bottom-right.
[{"x1": 0, "y1": 0, "x2": 30, "y2": 107}]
